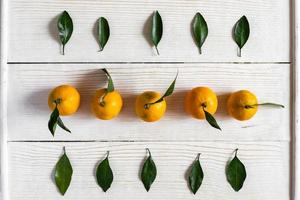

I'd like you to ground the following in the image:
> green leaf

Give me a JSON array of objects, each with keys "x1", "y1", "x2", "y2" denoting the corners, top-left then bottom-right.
[
  {"x1": 233, "y1": 15, "x2": 250, "y2": 57},
  {"x1": 57, "y1": 117, "x2": 71, "y2": 133},
  {"x1": 226, "y1": 149, "x2": 247, "y2": 192},
  {"x1": 141, "y1": 148, "x2": 157, "y2": 191},
  {"x1": 57, "y1": 11, "x2": 73, "y2": 55},
  {"x1": 145, "y1": 71, "x2": 178, "y2": 109},
  {"x1": 48, "y1": 106, "x2": 59, "y2": 136},
  {"x1": 48, "y1": 104, "x2": 71, "y2": 136},
  {"x1": 192, "y1": 12, "x2": 208, "y2": 54},
  {"x1": 151, "y1": 11, "x2": 163, "y2": 55},
  {"x1": 188, "y1": 153, "x2": 204, "y2": 194},
  {"x1": 55, "y1": 147, "x2": 73, "y2": 195},
  {"x1": 96, "y1": 151, "x2": 114, "y2": 192},
  {"x1": 98, "y1": 17, "x2": 110, "y2": 51},
  {"x1": 102, "y1": 68, "x2": 114, "y2": 92},
  {"x1": 203, "y1": 109, "x2": 221, "y2": 130}
]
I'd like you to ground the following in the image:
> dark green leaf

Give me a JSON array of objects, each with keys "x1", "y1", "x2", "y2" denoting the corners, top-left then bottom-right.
[
  {"x1": 57, "y1": 11, "x2": 73, "y2": 55},
  {"x1": 55, "y1": 147, "x2": 73, "y2": 195},
  {"x1": 203, "y1": 109, "x2": 221, "y2": 130},
  {"x1": 233, "y1": 16, "x2": 250, "y2": 56},
  {"x1": 145, "y1": 71, "x2": 178, "y2": 109},
  {"x1": 96, "y1": 152, "x2": 113, "y2": 192},
  {"x1": 226, "y1": 149, "x2": 247, "y2": 192},
  {"x1": 98, "y1": 17, "x2": 110, "y2": 51},
  {"x1": 151, "y1": 11, "x2": 163, "y2": 55},
  {"x1": 57, "y1": 117, "x2": 71, "y2": 133},
  {"x1": 48, "y1": 106, "x2": 59, "y2": 136},
  {"x1": 102, "y1": 68, "x2": 114, "y2": 92},
  {"x1": 192, "y1": 12, "x2": 208, "y2": 54},
  {"x1": 141, "y1": 148, "x2": 157, "y2": 191},
  {"x1": 188, "y1": 153, "x2": 204, "y2": 194}
]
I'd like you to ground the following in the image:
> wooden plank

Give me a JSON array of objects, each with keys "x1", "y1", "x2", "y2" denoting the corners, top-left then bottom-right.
[
  {"x1": 7, "y1": 63, "x2": 290, "y2": 141},
  {"x1": 8, "y1": 0, "x2": 290, "y2": 62},
  {"x1": 8, "y1": 141, "x2": 290, "y2": 200}
]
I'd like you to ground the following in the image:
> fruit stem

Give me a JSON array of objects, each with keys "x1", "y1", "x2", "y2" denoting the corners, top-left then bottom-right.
[
  {"x1": 144, "y1": 103, "x2": 151, "y2": 110},
  {"x1": 99, "y1": 92, "x2": 108, "y2": 107},
  {"x1": 201, "y1": 103, "x2": 207, "y2": 108},
  {"x1": 54, "y1": 98, "x2": 62, "y2": 105},
  {"x1": 245, "y1": 103, "x2": 284, "y2": 109}
]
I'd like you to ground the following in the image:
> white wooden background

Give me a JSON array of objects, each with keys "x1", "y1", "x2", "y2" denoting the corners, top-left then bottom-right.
[{"x1": 0, "y1": 0, "x2": 294, "y2": 199}]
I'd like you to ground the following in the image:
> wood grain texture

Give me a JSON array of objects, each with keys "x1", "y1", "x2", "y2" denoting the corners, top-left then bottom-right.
[
  {"x1": 8, "y1": 141, "x2": 290, "y2": 200},
  {"x1": 7, "y1": 64, "x2": 290, "y2": 141},
  {"x1": 8, "y1": 0, "x2": 290, "y2": 62}
]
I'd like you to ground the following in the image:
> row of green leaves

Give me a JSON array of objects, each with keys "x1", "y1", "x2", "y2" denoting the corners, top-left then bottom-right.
[
  {"x1": 55, "y1": 148, "x2": 246, "y2": 195},
  {"x1": 58, "y1": 11, "x2": 250, "y2": 56}
]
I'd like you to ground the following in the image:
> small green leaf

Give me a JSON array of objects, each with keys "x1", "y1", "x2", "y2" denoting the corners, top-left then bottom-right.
[
  {"x1": 192, "y1": 12, "x2": 208, "y2": 54},
  {"x1": 55, "y1": 147, "x2": 73, "y2": 195},
  {"x1": 98, "y1": 17, "x2": 110, "y2": 51},
  {"x1": 102, "y1": 68, "x2": 114, "y2": 92},
  {"x1": 145, "y1": 71, "x2": 178, "y2": 108},
  {"x1": 96, "y1": 151, "x2": 114, "y2": 192},
  {"x1": 188, "y1": 153, "x2": 204, "y2": 194},
  {"x1": 151, "y1": 11, "x2": 163, "y2": 55},
  {"x1": 57, "y1": 11, "x2": 73, "y2": 55},
  {"x1": 141, "y1": 148, "x2": 157, "y2": 191},
  {"x1": 57, "y1": 117, "x2": 71, "y2": 133},
  {"x1": 203, "y1": 109, "x2": 221, "y2": 130},
  {"x1": 233, "y1": 16, "x2": 250, "y2": 57},
  {"x1": 48, "y1": 104, "x2": 71, "y2": 136},
  {"x1": 226, "y1": 149, "x2": 247, "y2": 192},
  {"x1": 48, "y1": 106, "x2": 59, "y2": 136}
]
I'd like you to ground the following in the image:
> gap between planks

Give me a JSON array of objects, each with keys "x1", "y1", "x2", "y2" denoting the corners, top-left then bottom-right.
[
  {"x1": 7, "y1": 140, "x2": 291, "y2": 143},
  {"x1": 7, "y1": 61, "x2": 291, "y2": 65}
]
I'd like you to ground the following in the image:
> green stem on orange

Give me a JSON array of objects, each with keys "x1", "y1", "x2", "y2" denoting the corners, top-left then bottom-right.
[{"x1": 245, "y1": 102, "x2": 284, "y2": 109}]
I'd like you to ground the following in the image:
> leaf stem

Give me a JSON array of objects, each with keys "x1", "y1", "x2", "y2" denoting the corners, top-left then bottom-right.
[
  {"x1": 234, "y1": 148, "x2": 238, "y2": 157},
  {"x1": 196, "y1": 153, "x2": 201, "y2": 161},
  {"x1": 62, "y1": 45, "x2": 65, "y2": 55},
  {"x1": 257, "y1": 103, "x2": 285, "y2": 108},
  {"x1": 199, "y1": 47, "x2": 202, "y2": 54},
  {"x1": 237, "y1": 48, "x2": 241, "y2": 57},
  {"x1": 146, "y1": 148, "x2": 152, "y2": 157},
  {"x1": 106, "y1": 151, "x2": 110, "y2": 158},
  {"x1": 155, "y1": 46, "x2": 160, "y2": 55},
  {"x1": 63, "y1": 146, "x2": 66, "y2": 154}
]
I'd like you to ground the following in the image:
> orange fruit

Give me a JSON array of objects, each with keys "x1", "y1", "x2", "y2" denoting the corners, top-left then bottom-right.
[
  {"x1": 184, "y1": 87, "x2": 218, "y2": 119},
  {"x1": 48, "y1": 85, "x2": 80, "y2": 116},
  {"x1": 135, "y1": 91, "x2": 166, "y2": 122},
  {"x1": 91, "y1": 88, "x2": 123, "y2": 120},
  {"x1": 227, "y1": 90, "x2": 258, "y2": 121}
]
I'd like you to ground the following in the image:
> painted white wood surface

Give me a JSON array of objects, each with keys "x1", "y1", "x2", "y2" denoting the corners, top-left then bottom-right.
[
  {"x1": 2, "y1": 0, "x2": 294, "y2": 199},
  {"x1": 8, "y1": 0, "x2": 290, "y2": 62},
  {"x1": 8, "y1": 141, "x2": 290, "y2": 200},
  {"x1": 7, "y1": 64, "x2": 290, "y2": 141}
]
